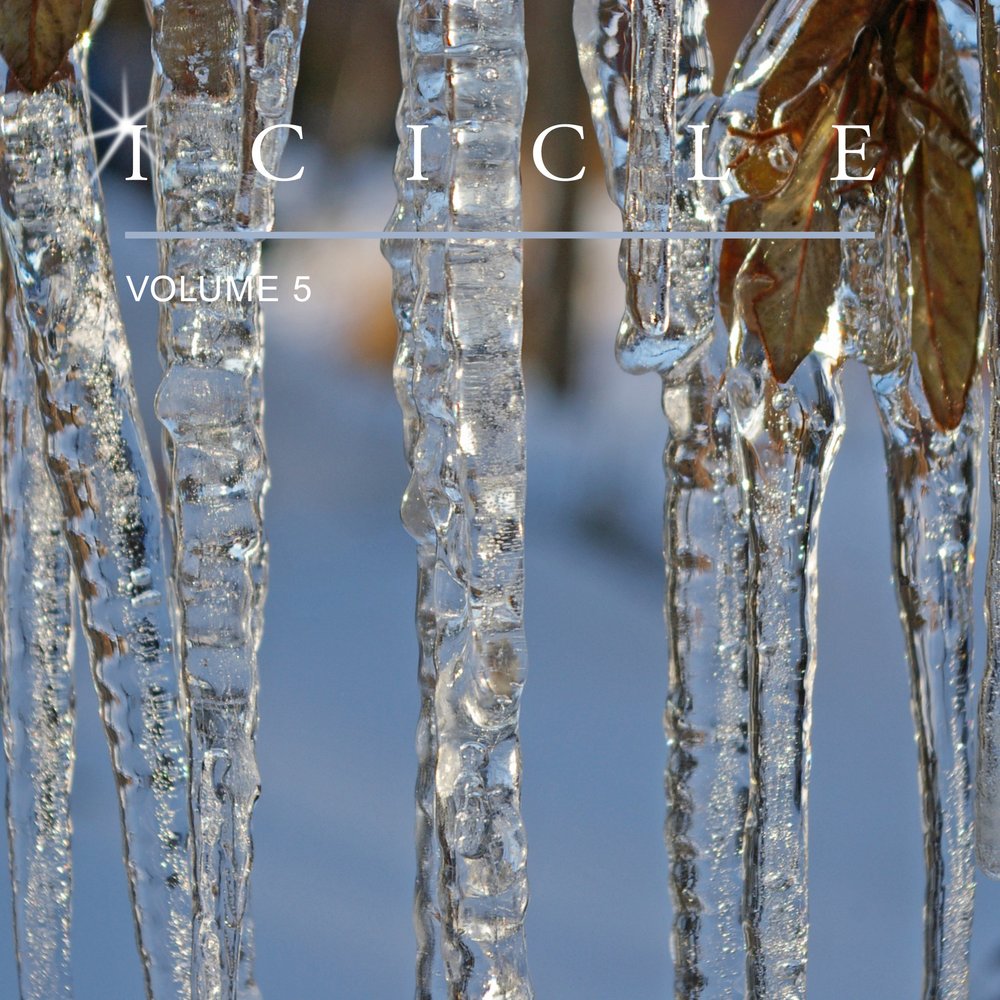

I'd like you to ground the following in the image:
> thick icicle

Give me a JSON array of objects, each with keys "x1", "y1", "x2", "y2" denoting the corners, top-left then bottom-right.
[
  {"x1": 721, "y1": 6, "x2": 850, "y2": 994},
  {"x1": 577, "y1": 2, "x2": 750, "y2": 996},
  {"x1": 727, "y1": 352, "x2": 844, "y2": 1000},
  {"x1": 0, "y1": 51, "x2": 191, "y2": 1000},
  {"x1": 873, "y1": 369, "x2": 979, "y2": 998},
  {"x1": 977, "y1": 0, "x2": 1000, "y2": 880},
  {"x1": 844, "y1": 90, "x2": 979, "y2": 996},
  {"x1": 0, "y1": 260, "x2": 76, "y2": 1000},
  {"x1": 384, "y1": 1, "x2": 532, "y2": 996},
  {"x1": 615, "y1": 0, "x2": 717, "y2": 375},
  {"x1": 147, "y1": 1, "x2": 307, "y2": 996}
]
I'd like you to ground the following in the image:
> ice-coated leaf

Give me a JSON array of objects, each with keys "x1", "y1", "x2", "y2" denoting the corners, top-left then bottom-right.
[
  {"x1": 723, "y1": 86, "x2": 843, "y2": 382},
  {"x1": 895, "y1": 1, "x2": 982, "y2": 430},
  {"x1": 905, "y1": 155, "x2": 981, "y2": 432},
  {"x1": 0, "y1": 0, "x2": 96, "y2": 92},
  {"x1": 721, "y1": 0, "x2": 982, "y2": 427},
  {"x1": 728, "y1": 0, "x2": 874, "y2": 202}
]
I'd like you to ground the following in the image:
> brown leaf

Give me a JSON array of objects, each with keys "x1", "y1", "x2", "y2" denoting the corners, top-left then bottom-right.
[
  {"x1": 728, "y1": 0, "x2": 876, "y2": 200},
  {"x1": 904, "y1": 142, "x2": 981, "y2": 429},
  {"x1": 722, "y1": 0, "x2": 983, "y2": 428},
  {"x1": 719, "y1": 199, "x2": 758, "y2": 334},
  {"x1": 0, "y1": 0, "x2": 96, "y2": 92},
  {"x1": 898, "y1": 9, "x2": 982, "y2": 430},
  {"x1": 727, "y1": 93, "x2": 843, "y2": 381}
]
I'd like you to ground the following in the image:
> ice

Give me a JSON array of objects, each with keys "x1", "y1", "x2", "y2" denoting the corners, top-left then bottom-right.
[
  {"x1": 0, "y1": 54, "x2": 191, "y2": 999},
  {"x1": 0, "y1": 260, "x2": 76, "y2": 1000},
  {"x1": 148, "y1": 1, "x2": 308, "y2": 997},
  {"x1": 840, "y1": 158, "x2": 979, "y2": 996},
  {"x1": 384, "y1": 1, "x2": 532, "y2": 996},
  {"x1": 576, "y1": 2, "x2": 750, "y2": 996},
  {"x1": 978, "y1": 0, "x2": 1000, "y2": 882}
]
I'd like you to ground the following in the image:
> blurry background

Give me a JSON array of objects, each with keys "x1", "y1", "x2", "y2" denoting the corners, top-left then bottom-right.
[{"x1": 3, "y1": 1, "x2": 1000, "y2": 997}]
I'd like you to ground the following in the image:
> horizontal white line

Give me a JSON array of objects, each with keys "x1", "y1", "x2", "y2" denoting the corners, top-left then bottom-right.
[{"x1": 125, "y1": 230, "x2": 877, "y2": 242}]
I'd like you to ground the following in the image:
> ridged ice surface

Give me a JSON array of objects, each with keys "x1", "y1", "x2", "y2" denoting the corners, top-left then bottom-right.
[
  {"x1": 148, "y1": 2, "x2": 307, "y2": 997},
  {"x1": 718, "y1": 14, "x2": 848, "y2": 999},
  {"x1": 843, "y1": 164, "x2": 979, "y2": 1000},
  {"x1": 384, "y1": 1, "x2": 532, "y2": 997},
  {"x1": 872, "y1": 372, "x2": 979, "y2": 999},
  {"x1": 0, "y1": 264, "x2": 76, "y2": 1000},
  {"x1": 728, "y1": 353, "x2": 845, "y2": 1000},
  {"x1": 853, "y1": 6, "x2": 980, "y2": 992},
  {"x1": 0, "y1": 58, "x2": 191, "y2": 999},
  {"x1": 979, "y1": 0, "x2": 1000, "y2": 884},
  {"x1": 580, "y1": 0, "x2": 980, "y2": 996},
  {"x1": 577, "y1": 2, "x2": 750, "y2": 996},
  {"x1": 581, "y1": 2, "x2": 986, "y2": 996},
  {"x1": 660, "y1": 357, "x2": 750, "y2": 999}
]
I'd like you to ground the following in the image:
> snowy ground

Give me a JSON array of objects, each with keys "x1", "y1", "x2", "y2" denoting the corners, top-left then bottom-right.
[{"x1": 1, "y1": 163, "x2": 1000, "y2": 999}]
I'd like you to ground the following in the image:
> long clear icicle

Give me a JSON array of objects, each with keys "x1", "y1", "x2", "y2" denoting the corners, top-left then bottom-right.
[
  {"x1": 873, "y1": 372, "x2": 979, "y2": 998},
  {"x1": 659, "y1": 366, "x2": 749, "y2": 998},
  {"x1": 842, "y1": 11, "x2": 981, "y2": 985},
  {"x1": 723, "y1": 9, "x2": 848, "y2": 994},
  {"x1": 728, "y1": 353, "x2": 844, "y2": 1000},
  {"x1": 0, "y1": 260, "x2": 76, "y2": 1000},
  {"x1": 843, "y1": 174, "x2": 979, "y2": 997},
  {"x1": 0, "y1": 51, "x2": 191, "y2": 1000},
  {"x1": 384, "y1": 1, "x2": 532, "y2": 996},
  {"x1": 977, "y1": 0, "x2": 1000, "y2": 881},
  {"x1": 383, "y1": 3, "x2": 443, "y2": 989},
  {"x1": 148, "y1": 2, "x2": 307, "y2": 996},
  {"x1": 577, "y1": 2, "x2": 750, "y2": 995}
]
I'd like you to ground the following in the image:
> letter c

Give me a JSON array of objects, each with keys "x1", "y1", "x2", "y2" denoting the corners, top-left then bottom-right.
[
  {"x1": 532, "y1": 124, "x2": 586, "y2": 182},
  {"x1": 252, "y1": 124, "x2": 305, "y2": 183}
]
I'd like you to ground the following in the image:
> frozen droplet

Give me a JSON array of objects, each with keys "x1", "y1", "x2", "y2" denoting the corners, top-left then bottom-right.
[{"x1": 767, "y1": 136, "x2": 796, "y2": 175}]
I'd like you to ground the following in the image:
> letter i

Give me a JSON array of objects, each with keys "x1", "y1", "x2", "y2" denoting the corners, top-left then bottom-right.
[{"x1": 408, "y1": 125, "x2": 428, "y2": 182}]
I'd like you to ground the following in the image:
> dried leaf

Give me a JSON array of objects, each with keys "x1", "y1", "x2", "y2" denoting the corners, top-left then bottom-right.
[
  {"x1": 722, "y1": 0, "x2": 983, "y2": 429},
  {"x1": 896, "y1": 5, "x2": 982, "y2": 429},
  {"x1": 726, "y1": 90, "x2": 843, "y2": 381},
  {"x1": 0, "y1": 0, "x2": 96, "y2": 92},
  {"x1": 729, "y1": 0, "x2": 875, "y2": 200},
  {"x1": 904, "y1": 140, "x2": 981, "y2": 429}
]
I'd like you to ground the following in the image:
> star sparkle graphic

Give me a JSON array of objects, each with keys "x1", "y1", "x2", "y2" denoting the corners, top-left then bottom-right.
[{"x1": 86, "y1": 72, "x2": 156, "y2": 182}]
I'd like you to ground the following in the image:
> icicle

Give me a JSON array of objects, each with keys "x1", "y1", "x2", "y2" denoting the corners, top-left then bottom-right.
[
  {"x1": 720, "y1": 5, "x2": 851, "y2": 994},
  {"x1": 870, "y1": 352, "x2": 979, "y2": 996},
  {"x1": 383, "y1": 3, "x2": 443, "y2": 991},
  {"x1": 573, "y1": 0, "x2": 631, "y2": 210},
  {"x1": 0, "y1": 51, "x2": 191, "y2": 1000},
  {"x1": 384, "y1": 1, "x2": 532, "y2": 997},
  {"x1": 977, "y1": 0, "x2": 1000, "y2": 881},
  {"x1": 577, "y1": 2, "x2": 750, "y2": 996},
  {"x1": 0, "y1": 258, "x2": 76, "y2": 1000},
  {"x1": 147, "y1": 1, "x2": 307, "y2": 996},
  {"x1": 843, "y1": 20, "x2": 980, "y2": 986},
  {"x1": 616, "y1": 0, "x2": 716, "y2": 375},
  {"x1": 726, "y1": 352, "x2": 844, "y2": 1000},
  {"x1": 382, "y1": 3, "x2": 449, "y2": 988},
  {"x1": 659, "y1": 362, "x2": 750, "y2": 999}
]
